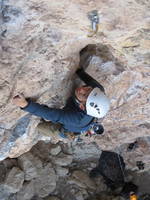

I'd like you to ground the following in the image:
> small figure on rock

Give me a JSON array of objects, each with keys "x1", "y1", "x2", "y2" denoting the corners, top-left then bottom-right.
[{"x1": 12, "y1": 47, "x2": 110, "y2": 141}]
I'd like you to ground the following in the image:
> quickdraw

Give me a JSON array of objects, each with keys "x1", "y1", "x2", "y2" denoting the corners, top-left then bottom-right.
[{"x1": 87, "y1": 10, "x2": 99, "y2": 37}]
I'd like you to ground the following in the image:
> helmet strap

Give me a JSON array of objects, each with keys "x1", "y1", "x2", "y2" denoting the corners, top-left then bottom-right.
[{"x1": 79, "y1": 103, "x2": 85, "y2": 111}]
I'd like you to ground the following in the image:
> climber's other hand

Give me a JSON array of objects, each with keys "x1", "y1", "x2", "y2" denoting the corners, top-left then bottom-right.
[{"x1": 12, "y1": 94, "x2": 28, "y2": 108}]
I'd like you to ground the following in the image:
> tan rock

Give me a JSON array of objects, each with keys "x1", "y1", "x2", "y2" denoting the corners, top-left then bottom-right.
[
  {"x1": 0, "y1": 0, "x2": 149, "y2": 170},
  {"x1": 16, "y1": 181, "x2": 35, "y2": 200},
  {"x1": 50, "y1": 145, "x2": 61, "y2": 156},
  {"x1": 72, "y1": 170, "x2": 96, "y2": 190},
  {"x1": 53, "y1": 153, "x2": 73, "y2": 166},
  {"x1": 120, "y1": 39, "x2": 139, "y2": 48},
  {"x1": 4, "y1": 167, "x2": 24, "y2": 193},
  {"x1": 44, "y1": 197, "x2": 61, "y2": 200},
  {"x1": 55, "y1": 166, "x2": 69, "y2": 176},
  {"x1": 18, "y1": 152, "x2": 42, "y2": 180},
  {"x1": 33, "y1": 164, "x2": 57, "y2": 197}
]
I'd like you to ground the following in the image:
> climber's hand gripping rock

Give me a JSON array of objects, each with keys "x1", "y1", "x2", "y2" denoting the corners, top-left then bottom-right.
[{"x1": 12, "y1": 94, "x2": 28, "y2": 108}]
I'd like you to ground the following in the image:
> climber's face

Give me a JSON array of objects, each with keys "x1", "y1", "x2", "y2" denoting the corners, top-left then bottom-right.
[{"x1": 75, "y1": 86, "x2": 93, "y2": 104}]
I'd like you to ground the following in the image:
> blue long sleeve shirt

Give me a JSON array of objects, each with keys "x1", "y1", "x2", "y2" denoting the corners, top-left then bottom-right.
[{"x1": 22, "y1": 69, "x2": 105, "y2": 133}]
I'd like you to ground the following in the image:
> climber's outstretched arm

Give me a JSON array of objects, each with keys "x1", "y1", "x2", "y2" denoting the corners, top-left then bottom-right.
[{"x1": 12, "y1": 94, "x2": 81, "y2": 125}]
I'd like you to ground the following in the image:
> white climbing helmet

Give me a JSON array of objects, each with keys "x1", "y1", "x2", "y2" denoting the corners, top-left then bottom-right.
[{"x1": 86, "y1": 87, "x2": 110, "y2": 118}]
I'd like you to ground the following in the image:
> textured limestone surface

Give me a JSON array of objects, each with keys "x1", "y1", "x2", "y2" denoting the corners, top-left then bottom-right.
[
  {"x1": 0, "y1": 0, "x2": 150, "y2": 170},
  {"x1": 4, "y1": 167, "x2": 24, "y2": 193},
  {"x1": 0, "y1": 141, "x2": 149, "y2": 200},
  {"x1": 0, "y1": 142, "x2": 106, "y2": 200}
]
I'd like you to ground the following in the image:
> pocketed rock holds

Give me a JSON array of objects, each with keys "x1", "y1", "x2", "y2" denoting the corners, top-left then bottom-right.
[
  {"x1": 53, "y1": 153, "x2": 73, "y2": 166},
  {"x1": 72, "y1": 170, "x2": 96, "y2": 190},
  {"x1": 4, "y1": 167, "x2": 24, "y2": 193}
]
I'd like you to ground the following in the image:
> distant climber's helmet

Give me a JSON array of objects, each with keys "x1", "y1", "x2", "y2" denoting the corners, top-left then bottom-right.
[{"x1": 86, "y1": 87, "x2": 110, "y2": 118}]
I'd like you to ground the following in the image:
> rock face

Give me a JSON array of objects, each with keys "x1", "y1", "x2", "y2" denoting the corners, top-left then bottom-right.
[
  {"x1": 16, "y1": 181, "x2": 35, "y2": 200},
  {"x1": 33, "y1": 164, "x2": 57, "y2": 198},
  {"x1": 18, "y1": 152, "x2": 42, "y2": 180},
  {"x1": 72, "y1": 170, "x2": 96, "y2": 189},
  {"x1": 0, "y1": 141, "x2": 149, "y2": 200},
  {"x1": 0, "y1": 0, "x2": 150, "y2": 198},
  {"x1": 0, "y1": 142, "x2": 101, "y2": 199},
  {"x1": 4, "y1": 167, "x2": 24, "y2": 193},
  {"x1": 0, "y1": 0, "x2": 150, "y2": 179}
]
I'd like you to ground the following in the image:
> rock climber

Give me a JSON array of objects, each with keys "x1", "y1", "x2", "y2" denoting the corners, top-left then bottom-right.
[{"x1": 12, "y1": 49, "x2": 110, "y2": 140}]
